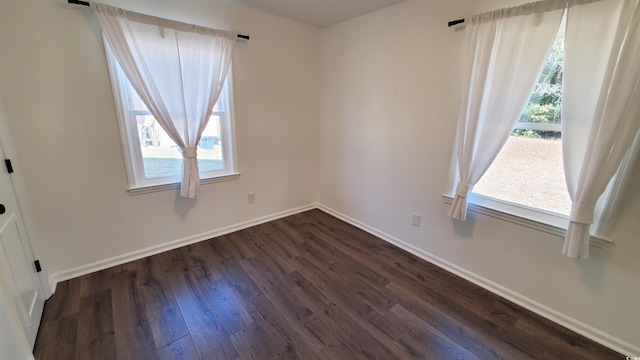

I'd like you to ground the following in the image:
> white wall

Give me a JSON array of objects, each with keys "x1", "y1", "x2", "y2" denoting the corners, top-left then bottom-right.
[
  {"x1": 0, "y1": 0, "x2": 320, "y2": 282},
  {"x1": 318, "y1": 0, "x2": 640, "y2": 353}
]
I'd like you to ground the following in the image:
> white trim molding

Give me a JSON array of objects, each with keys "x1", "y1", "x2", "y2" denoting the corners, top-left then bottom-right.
[
  {"x1": 442, "y1": 194, "x2": 613, "y2": 248},
  {"x1": 316, "y1": 204, "x2": 639, "y2": 357},
  {"x1": 128, "y1": 173, "x2": 241, "y2": 195},
  {"x1": 48, "y1": 203, "x2": 315, "y2": 293}
]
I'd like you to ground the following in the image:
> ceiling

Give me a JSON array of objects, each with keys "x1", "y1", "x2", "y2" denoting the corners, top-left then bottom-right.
[{"x1": 226, "y1": 0, "x2": 409, "y2": 28}]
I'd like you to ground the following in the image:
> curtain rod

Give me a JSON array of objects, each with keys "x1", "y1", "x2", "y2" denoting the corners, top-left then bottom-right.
[
  {"x1": 448, "y1": 18, "x2": 465, "y2": 27},
  {"x1": 67, "y1": 0, "x2": 250, "y2": 40}
]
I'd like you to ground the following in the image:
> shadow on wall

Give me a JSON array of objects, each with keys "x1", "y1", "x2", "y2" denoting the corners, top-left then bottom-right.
[
  {"x1": 579, "y1": 154, "x2": 640, "y2": 293},
  {"x1": 174, "y1": 194, "x2": 198, "y2": 220},
  {"x1": 451, "y1": 210, "x2": 477, "y2": 239},
  {"x1": 609, "y1": 154, "x2": 640, "y2": 232},
  {"x1": 577, "y1": 246, "x2": 612, "y2": 296}
]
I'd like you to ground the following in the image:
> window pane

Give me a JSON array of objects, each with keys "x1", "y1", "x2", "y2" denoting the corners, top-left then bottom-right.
[
  {"x1": 198, "y1": 116, "x2": 224, "y2": 172},
  {"x1": 473, "y1": 31, "x2": 569, "y2": 215},
  {"x1": 106, "y1": 44, "x2": 235, "y2": 189},
  {"x1": 137, "y1": 115, "x2": 225, "y2": 179},
  {"x1": 473, "y1": 135, "x2": 570, "y2": 215},
  {"x1": 515, "y1": 33, "x2": 564, "y2": 131},
  {"x1": 138, "y1": 115, "x2": 182, "y2": 179}
]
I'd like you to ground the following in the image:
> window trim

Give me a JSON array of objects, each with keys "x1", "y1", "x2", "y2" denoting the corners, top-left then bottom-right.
[
  {"x1": 443, "y1": 11, "x2": 631, "y2": 249},
  {"x1": 472, "y1": 133, "x2": 569, "y2": 219},
  {"x1": 444, "y1": 130, "x2": 635, "y2": 248},
  {"x1": 441, "y1": 193, "x2": 613, "y2": 248},
  {"x1": 105, "y1": 43, "x2": 239, "y2": 194},
  {"x1": 128, "y1": 173, "x2": 241, "y2": 196},
  {"x1": 513, "y1": 122, "x2": 562, "y2": 131}
]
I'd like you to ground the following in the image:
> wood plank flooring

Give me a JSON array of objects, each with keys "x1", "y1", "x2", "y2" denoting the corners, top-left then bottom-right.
[{"x1": 33, "y1": 209, "x2": 622, "y2": 359}]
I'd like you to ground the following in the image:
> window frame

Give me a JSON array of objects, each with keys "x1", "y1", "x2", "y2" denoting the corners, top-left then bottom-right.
[
  {"x1": 445, "y1": 132, "x2": 623, "y2": 247},
  {"x1": 441, "y1": 192, "x2": 613, "y2": 249},
  {"x1": 471, "y1": 129, "x2": 569, "y2": 219},
  {"x1": 447, "y1": 23, "x2": 582, "y2": 239},
  {"x1": 445, "y1": 12, "x2": 639, "y2": 248},
  {"x1": 105, "y1": 43, "x2": 239, "y2": 195},
  {"x1": 446, "y1": 118, "x2": 619, "y2": 245},
  {"x1": 445, "y1": 119, "x2": 639, "y2": 248}
]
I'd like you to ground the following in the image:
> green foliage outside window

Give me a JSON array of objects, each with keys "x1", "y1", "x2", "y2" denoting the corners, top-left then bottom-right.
[{"x1": 514, "y1": 34, "x2": 564, "y2": 139}]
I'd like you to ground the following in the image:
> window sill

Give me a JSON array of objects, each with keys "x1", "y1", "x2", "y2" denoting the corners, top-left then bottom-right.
[
  {"x1": 128, "y1": 173, "x2": 241, "y2": 196},
  {"x1": 442, "y1": 194, "x2": 613, "y2": 249}
]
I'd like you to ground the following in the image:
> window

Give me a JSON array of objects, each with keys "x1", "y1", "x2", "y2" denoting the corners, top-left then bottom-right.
[
  {"x1": 105, "y1": 46, "x2": 238, "y2": 193},
  {"x1": 447, "y1": 1, "x2": 640, "y2": 253},
  {"x1": 461, "y1": 25, "x2": 635, "y2": 239},
  {"x1": 472, "y1": 32, "x2": 570, "y2": 217}
]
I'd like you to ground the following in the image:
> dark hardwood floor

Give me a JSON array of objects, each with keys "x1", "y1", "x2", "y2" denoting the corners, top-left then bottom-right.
[{"x1": 33, "y1": 209, "x2": 622, "y2": 359}]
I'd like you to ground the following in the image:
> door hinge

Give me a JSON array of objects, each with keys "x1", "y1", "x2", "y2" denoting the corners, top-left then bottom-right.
[
  {"x1": 34, "y1": 260, "x2": 42, "y2": 273},
  {"x1": 5, "y1": 159, "x2": 13, "y2": 174}
]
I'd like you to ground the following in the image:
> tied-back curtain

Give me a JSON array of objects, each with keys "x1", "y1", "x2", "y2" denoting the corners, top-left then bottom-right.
[
  {"x1": 561, "y1": 0, "x2": 640, "y2": 258},
  {"x1": 449, "y1": 0, "x2": 566, "y2": 220},
  {"x1": 91, "y1": 2, "x2": 237, "y2": 198}
]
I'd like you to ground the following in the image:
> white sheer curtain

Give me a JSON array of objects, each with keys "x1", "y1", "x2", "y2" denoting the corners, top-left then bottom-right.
[
  {"x1": 449, "y1": 0, "x2": 566, "y2": 220},
  {"x1": 591, "y1": 131, "x2": 640, "y2": 238},
  {"x1": 91, "y1": 2, "x2": 237, "y2": 198},
  {"x1": 562, "y1": 0, "x2": 640, "y2": 258}
]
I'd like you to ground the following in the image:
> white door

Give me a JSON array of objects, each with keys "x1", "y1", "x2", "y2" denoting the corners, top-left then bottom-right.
[
  {"x1": 0, "y1": 141, "x2": 45, "y2": 350},
  {"x1": 0, "y1": 272, "x2": 34, "y2": 359}
]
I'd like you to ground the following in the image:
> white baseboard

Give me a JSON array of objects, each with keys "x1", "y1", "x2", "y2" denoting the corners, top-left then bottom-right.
[
  {"x1": 48, "y1": 203, "x2": 317, "y2": 293},
  {"x1": 316, "y1": 204, "x2": 640, "y2": 357}
]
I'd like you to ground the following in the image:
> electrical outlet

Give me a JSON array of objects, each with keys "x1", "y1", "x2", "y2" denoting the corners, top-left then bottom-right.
[
  {"x1": 412, "y1": 214, "x2": 421, "y2": 227},
  {"x1": 248, "y1": 192, "x2": 255, "y2": 204}
]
